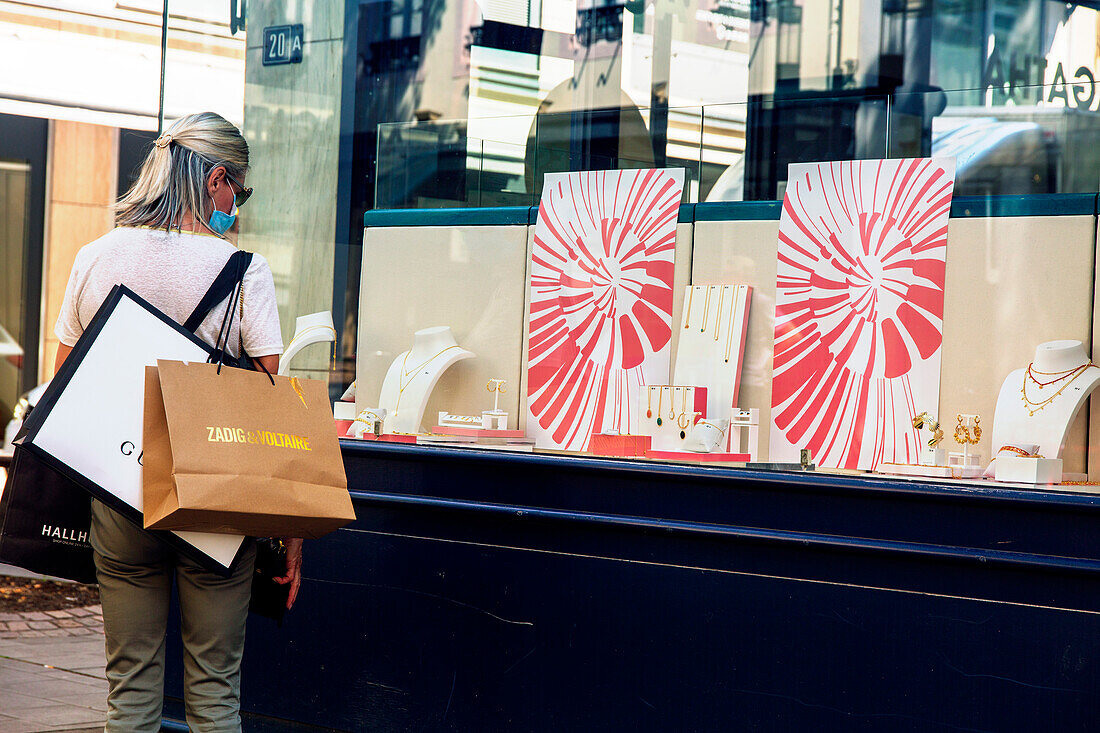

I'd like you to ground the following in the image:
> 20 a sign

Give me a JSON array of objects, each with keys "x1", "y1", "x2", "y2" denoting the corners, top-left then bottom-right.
[{"x1": 262, "y1": 24, "x2": 304, "y2": 66}]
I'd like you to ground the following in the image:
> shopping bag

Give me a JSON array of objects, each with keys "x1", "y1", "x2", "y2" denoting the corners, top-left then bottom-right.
[
  {"x1": 0, "y1": 445, "x2": 97, "y2": 584},
  {"x1": 142, "y1": 359, "x2": 354, "y2": 538},
  {"x1": 15, "y1": 285, "x2": 249, "y2": 575}
]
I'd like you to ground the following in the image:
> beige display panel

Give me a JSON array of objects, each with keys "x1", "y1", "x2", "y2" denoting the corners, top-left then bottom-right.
[{"x1": 357, "y1": 225, "x2": 528, "y2": 431}]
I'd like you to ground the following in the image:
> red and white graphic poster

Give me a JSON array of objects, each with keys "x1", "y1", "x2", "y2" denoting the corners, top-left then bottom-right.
[
  {"x1": 770, "y1": 158, "x2": 956, "y2": 470},
  {"x1": 527, "y1": 168, "x2": 685, "y2": 451}
]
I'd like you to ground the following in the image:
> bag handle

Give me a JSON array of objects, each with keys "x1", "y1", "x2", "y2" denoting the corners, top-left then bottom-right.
[
  {"x1": 183, "y1": 251, "x2": 254, "y2": 334},
  {"x1": 209, "y1": 256, "x2": 276, "y2": 386}
]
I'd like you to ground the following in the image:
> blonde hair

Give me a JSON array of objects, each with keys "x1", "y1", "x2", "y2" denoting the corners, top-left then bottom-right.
[{"x1": 115, "y1": 112, "x2": 249, "y2": 231}]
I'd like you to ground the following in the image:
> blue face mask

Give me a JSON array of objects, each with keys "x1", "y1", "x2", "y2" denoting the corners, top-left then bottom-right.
[{"x1": 208, "y1": 202, "x2": 238, "y2": 236}]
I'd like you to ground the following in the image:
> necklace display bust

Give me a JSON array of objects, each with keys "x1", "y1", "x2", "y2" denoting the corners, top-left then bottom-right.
[
  {"x1": 377, "y1": 326, "x2": 474, "y2": 434},
  {"x1": 992, "y1": 340, "x2": 1100, "y2": 460}
]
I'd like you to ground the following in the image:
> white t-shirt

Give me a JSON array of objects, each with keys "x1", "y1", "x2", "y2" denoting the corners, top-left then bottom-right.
[{"x1": 55, "y1": 226, "x2": 284, "y2": 358}]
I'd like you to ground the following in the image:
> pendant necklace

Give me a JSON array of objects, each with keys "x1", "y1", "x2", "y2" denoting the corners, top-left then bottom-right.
[
  {"x1": 1020, "y1": 362, "x2": 1095, "y2": 417},
  {"x1": 394, "y1": 345, "x2": 460, "y2": 414}
]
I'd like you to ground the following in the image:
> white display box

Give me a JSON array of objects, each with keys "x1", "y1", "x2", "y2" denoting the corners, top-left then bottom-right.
[{"x1": 993, "y1": 456, "x2": 1063, "y2": 485}]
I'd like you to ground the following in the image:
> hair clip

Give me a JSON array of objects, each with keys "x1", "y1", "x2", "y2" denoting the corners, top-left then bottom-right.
[{"x1": 154, "y1": 133, "x2": 173, "y2": 149}]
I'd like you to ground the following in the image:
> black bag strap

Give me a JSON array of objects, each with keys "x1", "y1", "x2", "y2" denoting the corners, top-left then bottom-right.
[{"x1": 183, "y1": 250, "x2": 254, "y2": 334}]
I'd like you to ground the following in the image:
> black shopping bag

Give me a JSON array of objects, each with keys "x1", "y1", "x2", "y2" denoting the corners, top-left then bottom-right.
[{"x1": 0, "y1": 445, "x2": 97, "y2": 584}]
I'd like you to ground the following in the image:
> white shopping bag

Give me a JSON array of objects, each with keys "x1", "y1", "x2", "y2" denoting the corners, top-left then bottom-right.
[{"x1": 17, "y1": 285, "x2": 245, "y2": 573}]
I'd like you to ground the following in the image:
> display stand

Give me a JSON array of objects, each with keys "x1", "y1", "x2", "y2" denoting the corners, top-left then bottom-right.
[
  {"x1": 278, "y1": 311, "x2": 336, "y2": 376},
  {"x1": 636, "y1": 386, "x2": 707, "y2": 451},
  {"x1": 375, "y1": 327, "x2": 474, "y2": 434},
  {"x1": 728, "y1": 408, "x2": 759, "y2": 460},
  {"x1": 991, "y1": 340, "x2": 1100, "y2": 468},
  {"x1": 673, "y1": 284, "x2": 751, "y2": 420}
]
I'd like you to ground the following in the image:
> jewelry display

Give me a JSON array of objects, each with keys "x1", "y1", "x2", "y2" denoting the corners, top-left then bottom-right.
[
  {"x1": 1020, "y1": 362, "x2": 1096, "y2": 416},
  {"x1": 376, "y1": 327, "x2": 475, "y2": 435},
  {"x1": 638, "y1": 386, "x2": 707, "y2": 452},
  {"x1": 991, "y1": 342, "x2": 1100, "y2": 469},
  {"x1": 729, "y1": 408, "x2": 760, "y2": 461},
  {"x1": 676, "y1": 388, "x2": 691, "y2": 439},
  {"x1": 949, "y1": 413, "x2": 982, "y2": 476},
  {"x1": 724, "y1": 286, "x2": 744, "y2": 363},
  {"x1": 394, "y1": 344, "x2": 461, "y2": 415},
  {"x1": 699, "y1": 288, "x2": 711, "y2": 332},
  {"x1": 482, "y1": 378, "x2": 509, "y2": 430},
  {"x1": 911, "y1": 412, "x2": 944, "y2": 447},
  {"x1": 438, "y1": 412, "x2": 482, "y2": 427},
  {"x1": 349, "y1": 408, "x2": 388, "y2": 438},
  {"x1": 997, "y1": 445, "x2": 1042, "y2": 459},
  {"x1": 278, "y1": 311, "x2": 338, "y2": 376},
  {"x1": 683, "y1": 418, "x2": 730, "y2": 453},
  {"x1": 713, "y1": 287, "x2": 725, "y2": 340},
  {"x1": 673, "y1": 284, "x2": 752, "y2": 422}
]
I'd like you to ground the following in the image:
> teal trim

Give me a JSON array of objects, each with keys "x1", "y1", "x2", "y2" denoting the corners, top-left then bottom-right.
[
  {"x1": 364, "y1": 194, "x2": 1100, "y2": 228},
  {"x1": 694, "y1": 201, "x2": 783, "y2": 221},
  {"x1": 950, "y1": 194, "x2": 1098, "y2": 218},
  {"x1": 364, "y1": 206, "x2": 531, "y2": 228}
]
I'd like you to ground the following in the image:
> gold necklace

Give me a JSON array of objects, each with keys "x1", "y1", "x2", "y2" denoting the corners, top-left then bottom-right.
[
  {"x1": 285, "y1": 325, "x2": 338, "y2": 370},
  {"x1": 714, "y1": 287, "x2": 725, "y2": 341},
  {"x1": 646, "y1": 387, "x2": 653, "y2": 418},
  {"x1": 1027, "y1": 362, "x2": 1092, "y2": 387},
  {"x1": 677, "y1": 388, "x2": 692, "y2": 437},
  {"x1": 683, "y1": 287, "x2": 695, "y2": 329},
  {"x1": 1020, "y1": 363, "x2": 1094, "y2": 416},
  {"x1": 394, "y1": 345, "x2": 460, "y2": 414},
  {"x1": 655, "y1": 387, "x2": 664, "y2": 426},
  {"x1": 724, "y1": 286, "x2": 741, "y2": 363},
  {"x1": 699, "y1": 288, "x2": 711, "y2": 332},
  {"x1": 667, "y1": 386, "x2": 675, "y2": 421}
]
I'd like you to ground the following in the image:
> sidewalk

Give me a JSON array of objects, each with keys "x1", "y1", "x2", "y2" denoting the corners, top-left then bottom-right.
[{"x1": 0, "y1": 568, "x2": 106, "y2": 733}]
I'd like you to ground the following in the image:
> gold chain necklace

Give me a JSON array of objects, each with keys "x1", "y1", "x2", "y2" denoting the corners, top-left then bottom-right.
[
  {"x1": 1020, "y1": 362, "x2": 1095, "y2": 416},
  {"x1": 394, "y1": 345, "x2": 460, "y2": 414}
]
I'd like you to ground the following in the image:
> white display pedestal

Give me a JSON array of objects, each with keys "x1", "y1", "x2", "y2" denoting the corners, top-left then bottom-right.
[
  {"x1": 992, "y1": 340, "x2": 1100, "y2": 465},
  {"x1": 994, "y1": 456, "x2": 1063, "y2": 484},
  {"x1": 376, "y1": 327, "x2": 474, "y2": 434}
]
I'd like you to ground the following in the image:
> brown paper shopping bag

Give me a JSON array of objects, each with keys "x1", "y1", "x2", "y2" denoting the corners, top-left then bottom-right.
[{"x1": 142, "y1": 360, "x2": 355, "y2": 538}]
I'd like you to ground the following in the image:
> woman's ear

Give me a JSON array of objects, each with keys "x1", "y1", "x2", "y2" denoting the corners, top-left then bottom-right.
[{"x1": 207, "y1": 165, "x2": 227, "y2": 198}]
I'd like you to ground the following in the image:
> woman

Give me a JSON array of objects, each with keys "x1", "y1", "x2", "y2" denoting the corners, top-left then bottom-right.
[{"x1": 53, "y1": 111, "x2": 303, "y2": 732}]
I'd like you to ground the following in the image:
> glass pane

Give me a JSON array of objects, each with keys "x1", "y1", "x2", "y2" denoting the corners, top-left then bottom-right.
[{"x1": 0, "y1": 160, "x2": 31, "y2": 421}]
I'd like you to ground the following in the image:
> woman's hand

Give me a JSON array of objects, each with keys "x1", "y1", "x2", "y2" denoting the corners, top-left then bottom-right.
[{"x1": 273, "y1": 538, "x2": 303, "y2": 609}]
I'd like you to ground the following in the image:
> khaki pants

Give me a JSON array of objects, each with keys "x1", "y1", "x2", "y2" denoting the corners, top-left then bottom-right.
[{"x1": 90, "y1": 500, "x2": 256, "y2": 733}]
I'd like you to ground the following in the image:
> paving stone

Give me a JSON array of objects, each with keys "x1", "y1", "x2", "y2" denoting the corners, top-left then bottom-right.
[
  {"x1": 84, "y1": 606, "x2": 101, "y2": 614},
  {"x1": 42, "y1": 630, "x2": 70, "y2": 638},
  {"x1": 6, "y1": 621, "x2": 28, "y2": 631},
  {"x1": 27, "y1": 621, "x2": 56, "y2": 630},
  {"x1": 0, "y1": 632, "x2": 17, "y2": 639},
  {"x1": 67, "y1": 607, "x2": 92, "y2": 618},
  {"x1": 45, "y1": 610, "x2": 72, "y2": 619},
  {"x1": 20, "y1": 612, "x2": 50, "y2": 621},
  {"x1": 77, "y1": 617, "x2": 101, "y2": 627},
  {"x1": 18, "y1": 631, "x2": 44, "y2": 638},
  {"x1": 55, "y1": 619, "x2": 81, "y2": 628},
  {"x1": 0, "y1": 613, "x2": 22, "y2": 621},
  {"x1": 67, "y1": 627, "x2": 96, "y2": 637}
]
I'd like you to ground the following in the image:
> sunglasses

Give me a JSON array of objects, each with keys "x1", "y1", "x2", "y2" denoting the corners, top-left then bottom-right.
[{"x1": 224, "y1": 172, "x2": 253, "y2": 208}]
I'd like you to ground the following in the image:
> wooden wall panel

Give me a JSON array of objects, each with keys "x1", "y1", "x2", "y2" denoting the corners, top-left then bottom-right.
[{"x1": 40, "y1": 120, "x2": 117, "y2": 381}]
